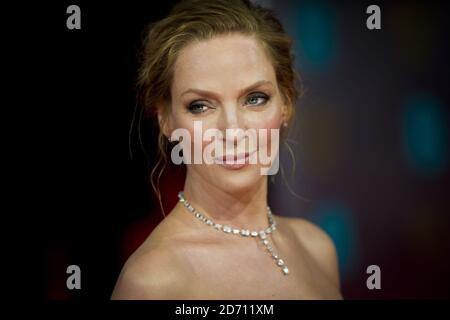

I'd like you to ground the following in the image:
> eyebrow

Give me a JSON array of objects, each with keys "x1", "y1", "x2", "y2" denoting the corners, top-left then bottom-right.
[{"x1": 180, "y1": 80, "x2": 273, "y2": 99}]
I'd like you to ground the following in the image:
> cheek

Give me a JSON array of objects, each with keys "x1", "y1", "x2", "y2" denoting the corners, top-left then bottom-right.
[
  {"x1": 246, "y1": 106, "x2": 283, "y2": 150},
  {"x1": 248, "y1": 107, "x2": 283, "y2": 155},
  {"x1": 246, "y1": 99, "x2": 283, "y2": 131},
  {"x1": 172, "y1": 117, "x2": 213, "y2": 157},
  {"x1": 253, "y1": 113, "x2": 282, "y2": 131}
]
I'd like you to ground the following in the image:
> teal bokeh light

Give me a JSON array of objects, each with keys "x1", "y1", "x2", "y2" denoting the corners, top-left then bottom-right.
[
  {"x1": 291, "y1": 0, "x2": 337, "y2": 72},
  {"x1": 311, "y1": 202, "x2": 356, "y2": 276},
  {"x1": 402, "y1": 93, "x2": 448, "y2": 176}
]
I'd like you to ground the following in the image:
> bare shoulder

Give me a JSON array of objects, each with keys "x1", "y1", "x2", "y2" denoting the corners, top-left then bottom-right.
[
  {"x1": 111, "y1": 241, "x2": 191, "y2": 300},
  {"x1": 277, "y1": 215, "x2": 341, "y2": 288}
]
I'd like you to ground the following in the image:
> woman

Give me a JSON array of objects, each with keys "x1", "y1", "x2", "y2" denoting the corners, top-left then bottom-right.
[{"x1": 112, "y1": 0, "x2": 342, "y2": 299}]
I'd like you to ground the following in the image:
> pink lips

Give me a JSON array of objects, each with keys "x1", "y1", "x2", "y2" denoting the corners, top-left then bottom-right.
[{"x1": 214, "y1": 150, "x2": 257, "y2": 170}]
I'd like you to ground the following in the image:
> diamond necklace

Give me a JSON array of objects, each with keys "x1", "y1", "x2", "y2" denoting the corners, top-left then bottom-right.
[{"x1": 177, "y1": 191, "x2": 290, "y2": 275}]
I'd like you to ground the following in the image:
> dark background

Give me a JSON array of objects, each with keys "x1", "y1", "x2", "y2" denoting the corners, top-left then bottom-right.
[{"x1": 16, "y1": 0, "x2": 450, "y2": 299}]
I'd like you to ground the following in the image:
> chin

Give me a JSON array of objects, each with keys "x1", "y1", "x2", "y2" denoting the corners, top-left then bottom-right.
[{"x1": 208, "y1": 164, "x2": 264, "y2": 194}]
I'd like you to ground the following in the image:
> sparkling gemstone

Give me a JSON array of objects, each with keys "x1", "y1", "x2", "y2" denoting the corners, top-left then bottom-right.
[
  {"x1": 232, "y1": 228, "x2": 240, "y2": 234},
  {"x1": 265, "y1": 227, "x2": 272, "y2": 234},
  {"x1": 250, "y1": 231, "x2": 258, "y2": 237},
  {"x1": 206, "y1": 219, "x2": 213, "y2": 225},
  {"x1": 259, "y1": 231, "x2": 267, "y2": 239},
  {"x1": 267, "y1": 245, "x2": 272, "y2": 251},
  {"x1": 214, "y1": 223, "x2": 222, "y2": 230},
  {"x1": 241, "y1": 229, "x2": 250, "y2": 236},
  {"x1": 277, "y1": 259, "x2": 284, "y2": 266},
  {"x1": 282, "y1": 266, "x2": 289, "y2": 275},
  {"x1": 188, "y1": 205, "x2": 194, "y2": 212},
  {"x1": 195, "y1": 212, "x2": 201, "y2": 218},
  {"x1": 263, "y1": 239, "x2": 269, "y2": 245},
  {"x1": 223, "y1": 226, "x2": 232, "y2": 233},
  {"x1": 272, "y1": 254, "x2": 278, "y2": 259}
]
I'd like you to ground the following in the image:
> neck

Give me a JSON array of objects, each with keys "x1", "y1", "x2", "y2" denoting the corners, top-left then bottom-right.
[{"x1": 181, "y1": 170, "x2": 270, "y2": 230}]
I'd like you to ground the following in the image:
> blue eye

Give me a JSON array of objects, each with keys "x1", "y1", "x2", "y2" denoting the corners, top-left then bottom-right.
[
  {"x1": 188, "y1": 103, "x2": 209, "y2": 114},
  {"x1": 246, "y1": 93, "x2": 269, "y2": 106}
]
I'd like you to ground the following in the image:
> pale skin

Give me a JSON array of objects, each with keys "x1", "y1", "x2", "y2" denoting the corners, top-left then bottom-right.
[{"x1": 111, "y1": 33, "x2": 343, "y2": 299}]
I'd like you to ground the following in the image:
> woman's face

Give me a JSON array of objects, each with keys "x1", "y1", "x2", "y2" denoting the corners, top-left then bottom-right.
[{"x1": 164, "y1": 33, "x2": 287, "y2": 193}]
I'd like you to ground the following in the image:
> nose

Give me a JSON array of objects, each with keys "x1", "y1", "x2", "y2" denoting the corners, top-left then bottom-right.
[{"x1": 217, "y1": 104, "x2": 245, "y2": 146}]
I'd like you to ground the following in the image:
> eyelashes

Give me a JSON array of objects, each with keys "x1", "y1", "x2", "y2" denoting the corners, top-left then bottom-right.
[
  {"x1": 187, "y1": 92, "x2": 271, "y2": 114},
  {"x1": 187, "y1": 103, "x2": 210, "y2": 114},
  {"x1": 246, "y1": 93, "x2": 270, "y2": 106}
]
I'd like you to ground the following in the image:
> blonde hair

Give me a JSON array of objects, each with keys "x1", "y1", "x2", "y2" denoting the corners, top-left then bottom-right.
[{"x1": 134, "y1": 0, "x2": 303, "y2": 215}]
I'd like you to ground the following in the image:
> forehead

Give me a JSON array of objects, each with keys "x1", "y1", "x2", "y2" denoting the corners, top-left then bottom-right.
[{"x1": 172, "y1": 33, "x2": 276, "y2": 94}]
